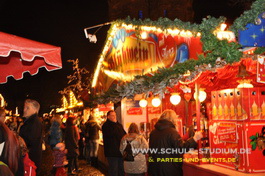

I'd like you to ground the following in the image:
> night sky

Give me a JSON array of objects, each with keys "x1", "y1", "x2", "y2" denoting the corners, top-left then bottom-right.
[{"x1": 0, "y1": 0, "x2": 251, "y2": 114}]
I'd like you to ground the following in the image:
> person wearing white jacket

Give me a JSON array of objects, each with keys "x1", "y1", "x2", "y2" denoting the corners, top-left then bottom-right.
[{"x1": 120, "y1": 123, "x2": 148, "y2": 176}]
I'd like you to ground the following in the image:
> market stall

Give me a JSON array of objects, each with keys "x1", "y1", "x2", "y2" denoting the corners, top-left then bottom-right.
[{"x1": 91, "y1": 0, "x2": 265, "y2": 174}]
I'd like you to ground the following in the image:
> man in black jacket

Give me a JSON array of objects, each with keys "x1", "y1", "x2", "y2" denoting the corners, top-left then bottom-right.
[
  {"x1": 102, "y1": 110, "x2": 126, "y2": 176},
  {"x1": 19, "y1": 99, "x2": 43, "y2": 175}
]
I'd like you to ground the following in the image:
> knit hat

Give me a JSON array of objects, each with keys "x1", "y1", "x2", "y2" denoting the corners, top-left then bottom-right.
[{"x1": 55, "y1": 142, "x2": 65, "y2": 151}]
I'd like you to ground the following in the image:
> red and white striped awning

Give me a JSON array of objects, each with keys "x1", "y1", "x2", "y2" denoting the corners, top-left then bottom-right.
[{"x1": 0, "y1": 32, "x2": 62, "y2": 83}]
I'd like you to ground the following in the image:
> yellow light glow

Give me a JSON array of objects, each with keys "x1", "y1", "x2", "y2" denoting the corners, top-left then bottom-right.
[
  {"x1": 152, "y1": 97, "x2": 161, "y2": 107},
  {"x1": 56, "y1": 108, "x2": 66, "y2": 113},
  {"x1": 63, "y1": 96, "x2": 68, "y2": 109},
  {"x1": 237, "y1": 79, "x2": 254, "y2": 88},
  {"x1": 193, "y1": 89, "x2": 207, "y2": 102},
  {"x1": 170, "y1": 93, "x2": 181, "y2": 105},
  {"x1": 92, "y1": 57, "x2": 104, "y2": 87},
  {"x1": 220, "y1": 23, "x2": 227, "y2": 31},
  {"x1": 102, "y1": 61, "x2": 109, "y2": 67},
  {"x1": 213, "y1": 23, "x2": 235, "y2": 41},
  {"x1": 139, "y1": 99, "x2": 148, "y2": 107},
  {"x1": 103, "y1": 69, "x2": 134, "y2": 81},
  {"x1": 62, "y1": 117, "x2": 67, "y2": 123},
  {"x1": 141, "y1": 31, "x2": 148, "y2": 39},
  {"x1": 77, "y1": 102, "x2": 83, "y2": 106},
  {"x1": 69, "y1": 91, "x2": 78, "y2": 108},
  {"x1": 0, "y1": 94, "x2": 5, "y2": 107}
]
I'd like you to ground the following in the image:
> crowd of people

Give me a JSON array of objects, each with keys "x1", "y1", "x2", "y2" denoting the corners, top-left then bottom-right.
[
  {"x1": 0, "y1": 99, "x2": 203, "y2": 176},
  {"x1": 102, "y1": 109, "x2": 202, "y2": 176}
]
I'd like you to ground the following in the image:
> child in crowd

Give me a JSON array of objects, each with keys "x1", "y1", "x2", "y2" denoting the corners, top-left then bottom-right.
[{"x1": 52, "y1": 143, "x2": 68, "y2": 176}]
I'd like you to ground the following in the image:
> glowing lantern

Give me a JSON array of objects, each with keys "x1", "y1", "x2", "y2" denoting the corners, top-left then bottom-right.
[
  {"x1": 152, "y1": 97, "x2": 161, "y2": 107},
  {"x1": 139, "y1": 99, "x2": 148, "y2": 107},
  {"x1": 194, "y1": 89, "x2": 207, "y2": 102},
  {"x1": 170, "y1": 93, "x2": 181, "y2": 105},
  {"x1": 237, "y1": 79, "x2": 253, "y2": 88},
  {"x1": 141, "y1": 31, "x2": 148, "y2": 39}
]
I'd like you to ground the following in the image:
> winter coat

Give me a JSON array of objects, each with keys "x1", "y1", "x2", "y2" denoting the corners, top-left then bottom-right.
[
  {"x1": 120, "y1": 133, "x2": 148, "y2": 174},
  {"x1": 49, "y1": 121, "x2": 62, "y2": 147},
  {"x1": 85, "y1": 120, "x2": 101, "y2": 140},
  {"x1": 0, "y1": 161, "x2": 14, "y2": 176},
  {"x1": 19, "y1": 114, "x2": 43, "y2": 171},
  {"x1": 53, "y1": 149, "x2": 67, "y2": 167},
  {"x1": 148, "y1": 119, "x2": 197, "y2": 176},
  {"x1": 65, "y1": 125, "x2": 79, "y2": 158},
  {"x1": 102, "y1": 119, "x2": 126, "y2": 157}
]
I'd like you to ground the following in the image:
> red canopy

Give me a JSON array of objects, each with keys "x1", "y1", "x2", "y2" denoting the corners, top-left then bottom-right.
[
  {"x1": 167, "y1": 58, "x2": 265, "y2": 101},
  {"x1": 0, "y1": 32, "x2": 62, "y2": 83}
]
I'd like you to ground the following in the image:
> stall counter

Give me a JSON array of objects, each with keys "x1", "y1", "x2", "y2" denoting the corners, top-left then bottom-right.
[{"x1": 183, "y1": 162, "x2": 265, "y2": 176}]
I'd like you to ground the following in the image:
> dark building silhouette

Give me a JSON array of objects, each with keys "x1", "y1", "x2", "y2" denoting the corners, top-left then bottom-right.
[
  {"x1": 108, "y1": 0, "x2": 255, "y2": 23},
  {"x1": 108, "y1": 0, "x2": 194, "y2": 22}
]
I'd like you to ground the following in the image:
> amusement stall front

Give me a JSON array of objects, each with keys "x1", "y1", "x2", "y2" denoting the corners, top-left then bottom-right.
[{"x1": 91, "y1": 1, "x2": 265, "y2": 175}]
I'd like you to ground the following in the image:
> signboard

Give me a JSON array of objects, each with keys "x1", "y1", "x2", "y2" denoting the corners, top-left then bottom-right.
[
  {"x1": 148, "y1": 107, "x2": 162, "y2": 114},
  {"x1": 96, "y1": 26, "x2": 203, "y2": 91},
  {"x1": 217, "y1": 122, "x2": 237, "y2": 143},
  {"x1": 121, "y1": 98, "x2": 147, "y2": 132},
  {"x1": 125, "y1": 99, "x2": 142, "y2": 115},
  {"x1": 98, "y1": 103, "x2": 114, "y2": 112}
]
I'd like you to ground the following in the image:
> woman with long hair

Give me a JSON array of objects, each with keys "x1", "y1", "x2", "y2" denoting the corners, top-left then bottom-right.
[
  {"x1": 86, "y1": 115, "x2": 101, "y2": 167},
  {"x1": 0, "y1": 120, "x2": 20, "y2": 175},
  {"x1": 120, "y1": 123, "x2": 148, "y2": 176}
]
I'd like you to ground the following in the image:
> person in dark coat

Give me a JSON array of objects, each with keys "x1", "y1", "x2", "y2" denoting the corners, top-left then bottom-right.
[
  {"x1": 19, "y1": 99, "x2": 43, "y2": 175},
  {"x1": 148, "y1": 109, "x2": 203, "y2": 176},
  {"x1": 65, "y1": 117, "x2": 80, "y2": 175},
  {"x1": 86, "y1": 115, "x2": 101, "y2": 167},
  {"x1": 102, "y1": 110, "x2": 126, "y2": 176}
]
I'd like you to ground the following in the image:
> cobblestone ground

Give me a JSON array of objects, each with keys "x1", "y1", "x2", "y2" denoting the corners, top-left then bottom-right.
[{"x1": 39, "y1": 144, "x2": 106, "y2": 176}]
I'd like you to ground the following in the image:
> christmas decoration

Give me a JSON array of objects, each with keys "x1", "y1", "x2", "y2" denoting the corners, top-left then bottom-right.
[
  {"x1": 59, "y1": 58, "x2": 93, "y2": 108},
  {"x1": 93, "y1": 0, "x2": 265, "y2": 105}
]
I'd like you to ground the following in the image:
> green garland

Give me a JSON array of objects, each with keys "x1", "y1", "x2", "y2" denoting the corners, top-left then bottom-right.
[
  {"x1": 94, "y1": 0, "x2": 265, "y2": 105},
  {"x1": 230, "y1": 0, "x2": 265, "y2": 34}
]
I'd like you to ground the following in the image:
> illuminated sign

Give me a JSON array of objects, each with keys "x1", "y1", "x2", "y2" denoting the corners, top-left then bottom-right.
[{"x1": 96, "y1": 25, "x2": 203, "y2": 91}]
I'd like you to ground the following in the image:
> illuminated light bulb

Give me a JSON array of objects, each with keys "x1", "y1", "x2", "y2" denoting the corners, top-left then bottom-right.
[
  {"x1": 220, "y1": 23, "x2": 227, "y2": 31},
  {"x1": 170, "y1": 93, "x2": 181, "y2": 105},
  {"x1": 194, "y1": 89, "x2": 207, "y2": 102},
  {"x1": 139, "y1": 99, "x2": 148, "y2": 107},
  {"x1": 141, "y1": 31, "x2": 148, "y2": 39},
  {"x1": 237, "y1": 79, "x2": 254, "y2": 88},
  {"x1": 186, "y1": 31, "x2": 192, "y2": 37},
  {"x1": 152, "y1": 97, "x2": 161, "y2": 107}
]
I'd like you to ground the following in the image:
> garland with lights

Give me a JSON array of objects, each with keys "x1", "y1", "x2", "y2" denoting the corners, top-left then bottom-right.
[{"x1": 94, "y1": 0, "x2": 265, "y2": 105}]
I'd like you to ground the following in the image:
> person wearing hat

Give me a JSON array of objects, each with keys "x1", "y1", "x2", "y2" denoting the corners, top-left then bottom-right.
[{"x1": 52, "y1": 142, "x2": 68, "y2": 176}]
